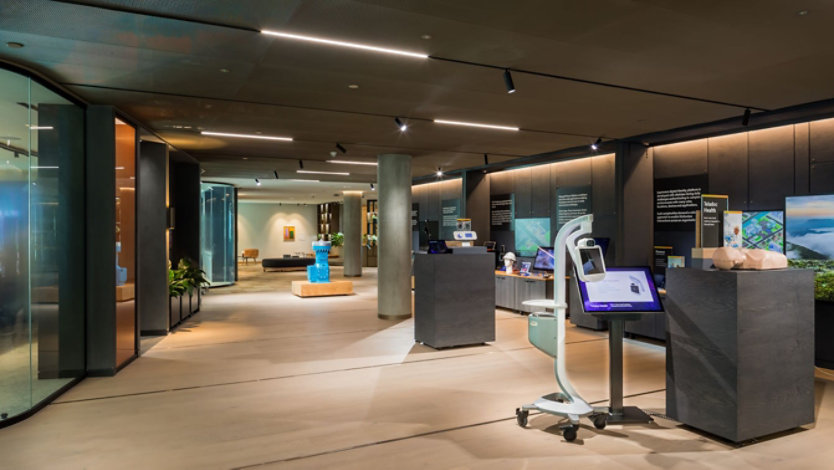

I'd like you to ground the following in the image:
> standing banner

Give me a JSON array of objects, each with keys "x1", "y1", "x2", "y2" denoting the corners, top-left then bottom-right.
[{"x1": 700, "y1": 194, "x2": 729, "y2": 248}]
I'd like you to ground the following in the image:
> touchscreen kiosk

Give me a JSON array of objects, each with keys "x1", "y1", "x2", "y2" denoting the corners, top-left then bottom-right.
[
  {"x1": 576, "y1": 266, "x2": 663, "y2": 312},
  {"x1": 532, "y1": 247, "x2": 555, "y2": 271}
]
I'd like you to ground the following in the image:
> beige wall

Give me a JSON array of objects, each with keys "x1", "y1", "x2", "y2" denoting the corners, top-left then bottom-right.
[{"x1": 237, "y1": 202, "x2": 317, "y2": 259}]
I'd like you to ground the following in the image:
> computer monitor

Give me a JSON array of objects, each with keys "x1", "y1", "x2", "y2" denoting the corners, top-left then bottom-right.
[
  {"x1": 576, "y1": 266, "x2": 663, "y2": 313},
  {"x1": 578, "y1": 245, "x2": 605, "y2": 278},
  {"x1": 427, "y1": 240, "x2": 451, "y2": 254},
  {"x1": 532, "y1": 246, "x2": 555, "y2": 271}
]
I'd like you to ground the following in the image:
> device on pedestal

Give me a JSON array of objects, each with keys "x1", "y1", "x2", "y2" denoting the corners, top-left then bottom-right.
[
  {"x1": 515, "y1": 214, "x2": 608, "y2": 442},
  {"x1": 307, "y1": 240, "x2": 331, "y2": 283},
  {"x1": 452, "y1": 218, "x2": 477, "y2": 246}
]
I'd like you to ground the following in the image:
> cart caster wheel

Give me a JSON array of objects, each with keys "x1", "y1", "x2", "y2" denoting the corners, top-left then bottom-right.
[
  {"x1": 515, "y1": 408, "x2": 528, "y2": 427},
  {"x1": 563, "y1": 424, "x2": 578, "y2": 442},
  {"x1": 593, "y1": 414, "x2": 607, "y2": 430}
]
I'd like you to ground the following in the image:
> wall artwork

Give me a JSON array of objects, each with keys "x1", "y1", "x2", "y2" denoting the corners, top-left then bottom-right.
[
  {"x1": 786, "y1": 194, "x2": 834, "y2": 260},
  {"x1": 283, "y1": 225, "x2": 296, "y2": 242}
]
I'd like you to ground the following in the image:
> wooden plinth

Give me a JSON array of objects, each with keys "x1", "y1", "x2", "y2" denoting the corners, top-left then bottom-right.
[{"x1": 291, "y1": 280, "x2": 353, "y2": 297}]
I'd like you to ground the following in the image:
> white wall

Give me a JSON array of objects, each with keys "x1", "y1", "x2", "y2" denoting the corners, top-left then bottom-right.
[{"x1": 237, "y1": 202, "x2": 317, "y2": 259}]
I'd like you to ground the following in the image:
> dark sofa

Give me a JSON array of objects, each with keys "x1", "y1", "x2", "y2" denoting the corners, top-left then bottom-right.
[{"x1": 262, "y1": 257, "x2": 315, "y2": 272}]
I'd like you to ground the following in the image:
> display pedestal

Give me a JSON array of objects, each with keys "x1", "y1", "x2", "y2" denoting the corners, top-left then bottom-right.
[
  {"x1": 414, "y1": 252, "x2": 495, "y2": 348},
  {"x1": 291, "y1": 280, "x2": 353, "y2": 297},
  {"x1": 666, "y1": 268, "x2": 815, "y2": 442}
]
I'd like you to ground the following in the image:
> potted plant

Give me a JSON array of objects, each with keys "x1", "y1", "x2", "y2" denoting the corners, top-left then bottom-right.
[
  {"x1": 790, "y1": 259, "x2": 834, "y2": 368},
  {"x1": 168, "y1": 261, "x2": 188, "y2": 328},
  {"x1": 178, "y1": 258, "x2": 209, "y2": 318},
  {"x1": 329, "y1": 232, "x2": 344, "y2": 258}
]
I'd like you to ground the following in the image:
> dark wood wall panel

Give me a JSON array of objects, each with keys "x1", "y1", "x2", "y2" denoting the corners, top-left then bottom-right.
[
  {"x1": 748, "y1": 125, "x2": 795, "y2": 210},
  {"x1": 811, "y1": 163, "x2": 834, "y2": 195},
  {"x1": 512, "y1": 168, "x2": 532, "y2": 218},
  {"x1": 810, "y1": 118, "x2": 834, "y2": 163},
  {"x1": 653, "y1": 140, "x2": 708, "y2": 179},
  {"x1": 591, "y1": 155, "x2": 616, "y2": 216},
  {"x1": 795, "y1": 123, "x2": 810, "y2": 196},
  {"x1": 707, "y1": 133, "x2": 749, "y2": 209},
  {"x1": 411, "y1": 178, "x2": 463, "y2": 224},
  {"x1": 531, "y1": 167, "x2": 551, "y2": 218}
]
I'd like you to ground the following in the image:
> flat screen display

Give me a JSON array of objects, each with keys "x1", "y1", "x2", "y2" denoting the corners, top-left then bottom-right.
[
  {"x1": 577, "y1": 266, "x2": 663, "y2": 312},
  {"x1": 579, "y1": 246, "x2": 605, "y2": 276},
  {"x1": 786, "y1": 194, "x2": 834, "y2": 260},
  {"x1": 533, "y1": 247, "x2": 555, "y2": 271},
  {"x1": 514, "y1": 217, "x2": 551, "y2": 257},
  {"x1": 742, "y1": 210, "x2": 784, "y2": 252}
]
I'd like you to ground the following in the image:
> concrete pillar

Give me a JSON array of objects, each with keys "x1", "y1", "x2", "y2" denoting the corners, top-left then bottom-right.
[
  {"x1": 343, "y1": 191, "x2": 362, "y2": 277},
  {"x1": 377, "y1": 154, "x2": 412, "y2": 320}
]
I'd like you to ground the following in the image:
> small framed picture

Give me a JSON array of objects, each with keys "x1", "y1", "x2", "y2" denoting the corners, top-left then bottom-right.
[{"x1": 520, "y1": 261, "x2": 532, "y2": 274}]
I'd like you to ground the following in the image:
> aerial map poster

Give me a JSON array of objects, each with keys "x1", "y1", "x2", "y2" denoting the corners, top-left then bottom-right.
[
  {"x1": 514, "y1": 218, "x2": 551, "y2": 257},
  {"x1": 742, "y1": 211, "x2": 784, "y2": 252},
  {"x1": 785, "y1": 195, "x2": 834, "y2": 260}
]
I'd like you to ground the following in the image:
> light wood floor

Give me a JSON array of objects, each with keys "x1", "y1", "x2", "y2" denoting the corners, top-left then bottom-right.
[{"x1": 0, "y1": 267, "x2": 832, "y2": 469}]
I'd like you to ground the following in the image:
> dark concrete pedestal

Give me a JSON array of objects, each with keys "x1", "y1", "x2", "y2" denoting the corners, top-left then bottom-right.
[
  {"x1": 666, "y1": 268, "x2": 815, "y2": 442},
  {"x1": 414, "y1": 252, "x2": 495, "y2": 348}
]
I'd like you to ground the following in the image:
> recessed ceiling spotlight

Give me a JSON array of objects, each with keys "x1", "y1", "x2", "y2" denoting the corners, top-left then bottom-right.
[
  {"x1": 298, "y1": 170, "x2": 350, "y2": 176},
  {"x1": 260, "y1": 30, "x2": 429, "y2": 59},
  {"x1": 421, "y1": 34, "x2": 432, "y2": 40},
  {"x1": 201, "y1": 131, "x2": 292, "y2": 141},
  {"x1": 797, "y1": 10, "x2": 809, "y2": 16},
  {"x1": 591, "y1": 137, "x2": 602, "y2": 151},
  {"x1": 348, "y1": 84, "x2": 359, "y2": 89},
  {"x1": 219, "y1": 68, "x2": 230, "y2": 73},
  {"x1": 242, "y1": 157, "x2": 249, "y2": 160},
  {"x1": 434, "y1": 119, "x2": 519, "y2": 131},
  {"x1": 6, "y1": 42, "x2": 24, "y2": 49},
  {"x1": 436, "y1": 167, "x2": 443, "y2": 177},
  {"x1": 395, "y1": 117, "x2": 408, "y2": 132}
]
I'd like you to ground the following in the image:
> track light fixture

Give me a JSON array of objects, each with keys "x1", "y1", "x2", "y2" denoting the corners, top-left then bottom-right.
[
  {"x1": 503, "y1": 69, "x2": 516, "y2": 94},
  {"x1": 336, "y1": 143, "x2": 347, "y2": 154},
  {"x1": 591, "y1": 137, "x2": 602, "y2": 151},
  {"x1": 484, "y1": 153, "x2": 489, "y2": 165},
  {"x1": 436, "y1": 167, "x2": 443, "y2": 177},
  {"x1": 255, "y1": 178, "x2": 261, "y2": 186},
  {"x1": 370, "y1": 183, "x2": 375, "y2": 191},
  {"x1": 273, "y1": 170, "x2": 279, "y2": 179},
  {"x1": 742, "y1": 108, "x2": 751, "y2": 126},
  {"x1": 298, "y1": 159, "x2": 304, "y2": 169},
  {"x1": 395, "y1": 117, "x2": 407, "y2": 132}
]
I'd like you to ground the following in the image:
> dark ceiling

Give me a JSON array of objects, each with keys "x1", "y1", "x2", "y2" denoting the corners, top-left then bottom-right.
[{"x1": 1, "y1": 0, "x2": 833, "y2": 183}]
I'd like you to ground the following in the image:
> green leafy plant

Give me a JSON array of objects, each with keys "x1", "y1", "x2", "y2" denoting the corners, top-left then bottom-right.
[
  {"x1": 329, "y1": 232, "x2": 344, "y2": 247},
  {"x1": 789, "y1": 259, "x2": 834, "y2": 302},
  {"x1": 178, "y1": 258, "x2": 209, "y2": 295},
  {"x1": 817, "y1": 271, "x2": 834, "y2": 303},
  {"x1": 363, "y1": 233, "x2": 378, "y2": 247},
  {"x1": 168, "y1": 261, "x2": 188, "y2": 297}
]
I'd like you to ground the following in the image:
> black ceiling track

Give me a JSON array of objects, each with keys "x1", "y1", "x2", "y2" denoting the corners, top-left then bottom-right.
[
  {"x1": 61, "y1": 82, "x2": 605, "y2": 139},
  {"x1": 52, "y1": 0, "x2": 769, "y2": 113}
]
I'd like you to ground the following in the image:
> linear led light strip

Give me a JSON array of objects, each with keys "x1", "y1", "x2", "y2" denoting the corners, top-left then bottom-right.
[
  {"x1": 434, "y1": 119, "x2": 519, "y2": 131},
  {"x1": 326, "y1": 160, "x2": 377, "y2": 166},
  {"x1": 201, "y1": 131, "x2": 293, "y2": 142},
  {"x1": 261, "y1": 30, "x2": 428, "y2": 59},
  {"x1": 297, "y1": 170, "x2": 350, "y2": 176}
]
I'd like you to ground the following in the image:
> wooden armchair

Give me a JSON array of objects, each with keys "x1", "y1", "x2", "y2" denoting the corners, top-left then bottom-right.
[{"x1": 241, "y1": 248, "x2": 259, "y2": 264}]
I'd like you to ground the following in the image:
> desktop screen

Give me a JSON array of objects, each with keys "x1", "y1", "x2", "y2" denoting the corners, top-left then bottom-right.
[
  {"x1": 577, "y1": 266, "x2": 663, "y2": 312},
  {"x1": 533, "y1": 247, "x2": 555, "y2": 271}
]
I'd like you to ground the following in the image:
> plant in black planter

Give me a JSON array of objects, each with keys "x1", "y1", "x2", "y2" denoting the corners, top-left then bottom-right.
[
  {"x1": 168, "y1": 261, "x2": 188, "y2": 328},
  {"x1": 790, "y1": 260, "x2": 834, "y2": 368},
  {"x1": 178, "y1": 258, "x2": 209, "y2": 318}
]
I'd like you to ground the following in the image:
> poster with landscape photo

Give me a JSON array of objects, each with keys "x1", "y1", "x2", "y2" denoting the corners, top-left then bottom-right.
[{"x1": 785, "y1": 195, "x2": 834, "y2": 260}]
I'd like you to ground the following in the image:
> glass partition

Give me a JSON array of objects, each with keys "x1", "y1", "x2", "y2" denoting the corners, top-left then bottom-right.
[
  {"x1": 200, "y1": 183, "x2": 235, "y2": 286},
  {"x1": 0, "y1": 67, "x2": 85, "y2": 424},
  {"x1": 115, "y1": 119, "x2": 136, "y2": 367}
]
